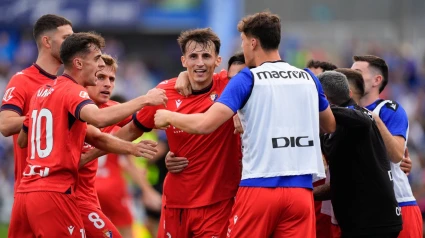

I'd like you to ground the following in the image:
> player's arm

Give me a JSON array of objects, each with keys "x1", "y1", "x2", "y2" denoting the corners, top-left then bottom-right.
[
  {"x1": 306, "y1": 68, "x2": 336, "y2": 133},
  {"x1": 155, "y1": 103, "x2": 234, "y2": 134},
  {"x1": 85, "y1": 124, "x2": 157, "y2": 159},
  {"x1": 0, "y1": 111, "x2": 25, "y2": 137},
  {"x1": 175, "y1": 70, "x2": 229, "y2": 97},
  {"x1": 313, "y1": 182, "x2": 331, "y2": 201},
  {"x1": 156, "y1": 67, "x2": 252, "y2": 134},
  {"x1": 120, "y1": 155, "x2": 162, "y2": 211},
  {"x1": 80, "y1": 119, "x2": 148, "y2": 167},
  {"x1": 17, "y1": 114, "x2": 30, "y2": 148},
  {"x1": 80, "y1": 88, "x2": 167, "y2": 128},
  {"x1": 0, "y1": 76, "x2": 27, "y2": 137},
  {"x1": 371, "y1": 113, "x2": 405, "y2": 163},
  {"x1": 17, "y1": 129, "x2": 28, "y2": 148}
]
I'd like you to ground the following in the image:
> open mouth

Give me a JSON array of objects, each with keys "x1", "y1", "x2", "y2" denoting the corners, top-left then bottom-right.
[
  {"x1": 194, "y1": 69, "x2": 207, "y2": 77},
  {"x1": 100, "y1": 91, "x2": 110, "y2": 96}
]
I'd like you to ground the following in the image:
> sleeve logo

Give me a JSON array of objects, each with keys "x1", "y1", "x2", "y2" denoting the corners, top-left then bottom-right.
[
  {"x1": 79, "y1": 91, "x2": 90, "y2": 99},
  {"x1": 2, "y1": 87, "x2": 15, "y2": 102}
]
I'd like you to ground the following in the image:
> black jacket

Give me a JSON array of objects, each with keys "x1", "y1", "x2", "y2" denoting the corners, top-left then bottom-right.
[{"x1": 321, "y1": 100, "x2": 402, "y2": 236}]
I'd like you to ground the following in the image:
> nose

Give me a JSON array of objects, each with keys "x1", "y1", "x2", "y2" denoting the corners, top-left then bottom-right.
[
  {"x1": 104, "y1": 79, "x2": 111, "y2": 88},
  {"x1": 195, "y1": 57, "x2": 204, "y2": 67}
]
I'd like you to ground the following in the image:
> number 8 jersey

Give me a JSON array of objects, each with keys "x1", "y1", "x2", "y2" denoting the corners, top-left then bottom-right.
[{"x1": 18, "y1": 74, "x2": 95, "y2": 193}]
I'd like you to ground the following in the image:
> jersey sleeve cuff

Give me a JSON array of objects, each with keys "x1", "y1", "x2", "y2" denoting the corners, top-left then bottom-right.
[
  {"x1": 132, "y1": 114, "x2": 153, "y2": 132},
  {"x1": 0, "y1": 104, "x2": 23, "y2": 116},
  {"x1": 75, "y1": 99, "x2": 95, "y2": 121}
]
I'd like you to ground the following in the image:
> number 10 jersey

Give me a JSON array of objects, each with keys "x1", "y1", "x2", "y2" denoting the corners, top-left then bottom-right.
[{"x1": 18, "y1": 74, "x2": 94, "y2": 193}]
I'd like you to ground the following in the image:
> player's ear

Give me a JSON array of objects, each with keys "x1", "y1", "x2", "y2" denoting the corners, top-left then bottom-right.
[
  {"x1": 41, "y1": 35, "x2": 51, "y2": 49},
  {"x1": 181, "y1": 56, "x2": 187, "y2": 68},
  {"x1": 73, "y1": 57, "x2": 83, "y2": 70},
  {"x1": 215, "y1": 55, "x2": 222, "y2": 67},
  {"x1": 373, "y1": 75, "x2": 383, "y2": 88},
  {"x1": 251, "y1": 37, "x2": 257, "y2": 50},
  {"x1": 349, "y1": 89, "x2": 353, "y2": 98}
]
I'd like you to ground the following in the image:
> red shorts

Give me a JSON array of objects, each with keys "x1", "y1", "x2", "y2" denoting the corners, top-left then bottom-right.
[
  {"x1": 398, "y1": 205, "x2": 423, "y2": 238},
  {"x1": 160, "y1": 198, "x2": 234, "y2": 238},
  {"x1": 97, "y1": 188, "x2": 133, "y2": 227},
  {"x1": 331, "y1": 224, "x2": 341, "y2": 238},
  {"x1": 227, "y1": 187, "x2": 315, "y2": 238},
  {"x1": 157, "y1": 194, "x2": 166, "y2": 238},
  {"x1": 79, "y1": 205, "x2": 122, "y2": 238},
  {"x1": 8, "y1": 192, "x2": 84, "y2": 238},
  {"x1": 315, "y1": 207, "x2": 331, "y2": 238}
]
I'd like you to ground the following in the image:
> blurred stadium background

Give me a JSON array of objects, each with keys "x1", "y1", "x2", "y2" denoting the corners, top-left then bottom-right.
[{"x1": 0, "y1": 0, "x2": 425, "y2": 236}]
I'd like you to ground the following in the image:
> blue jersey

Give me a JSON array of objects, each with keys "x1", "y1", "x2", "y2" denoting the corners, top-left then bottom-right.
[{"x1": 217, "y1": 67, "x2": 329, "y2": 113}]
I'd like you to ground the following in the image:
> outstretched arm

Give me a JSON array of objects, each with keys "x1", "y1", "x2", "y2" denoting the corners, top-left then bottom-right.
[{"x1": 155, "y1": 102, "x2": 234, "y2": 134}]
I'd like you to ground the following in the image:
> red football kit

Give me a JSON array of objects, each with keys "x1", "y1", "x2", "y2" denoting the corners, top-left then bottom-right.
[
  {"x1": 0, "y1": 64, "x2": 56, "y2": 194},
  {"x1": 95, "y1": 126, "x2": 133, "y2": 227},
  {"x1": 8, "y1": 74, "x2": 93, "y2": 237},
  {"x1": 77, "y1": 100, "x2": 132, "y2": 237},
  {"x1": 133, "y1": 72, "x2": 242, "y2": 237}
]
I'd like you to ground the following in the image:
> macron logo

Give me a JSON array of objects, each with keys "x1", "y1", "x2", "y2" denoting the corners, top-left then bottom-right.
[
  {"x1": 175, "y1": 99, "x2": 182, "y2": 108},
  {"x1": 2, "y1": 87, "x2": 15, "y2": 102},
  {"x1": 68, "y1": 226, "x2": 74, "y2": 235}
]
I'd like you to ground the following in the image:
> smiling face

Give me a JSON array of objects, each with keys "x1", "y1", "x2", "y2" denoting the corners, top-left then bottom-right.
[
  {"x1": 86, "y1": 65, "x2": 116, "y2": 105},
  {"x1": 181, "y1": 40, "x2": 221, "y2": 89}
]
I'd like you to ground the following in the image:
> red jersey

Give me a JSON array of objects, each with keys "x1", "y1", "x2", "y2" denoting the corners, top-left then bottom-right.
[
  {"x1": 76, "y1": 100, "x2": 132, "y2": 208},
  {"x1": 0, "y1": 64, "x2": 56, "y2": 193},
  {"x1": 94, "y1": 126, "x2": 128, "y2": 204},
  {"x1": 18, "y1": 74, "x2": 94, "y2": 193},
  {"x1": 134, "y1": 72, "x2": 242, "y2": 208}
]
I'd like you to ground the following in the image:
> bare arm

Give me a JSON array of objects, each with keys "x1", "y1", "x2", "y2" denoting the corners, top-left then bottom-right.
[
  {"x1": 372, "y1": 114, "x2": 405, "y2": 163},
  {"x1": 319, "y1": 106, "x2": 336, "y2": 134},
  {"x1": 154, "y1": 103, "x2": 234, "y2": 134},
  {"x1": 17, "y1": 128, "x2": 28, "y2": 148},
  {"x1": 120, "y1": 155, "x2": 162, "y2": 211},
  {"x1": 79, "y1": 122, "x2": 146, "y2": 167},
  {"x1": 175, "y1": 71, "x2": 192, "y2": 96},
  {"x1": 80, "y1": 88, "x2": 167, "y2": 128},
  {"x1": 0, "y1": 111, "x2": 25, "y2": 137},
  {"x1": 313, "y1": 182, "x2": 331, "y2": 201}
]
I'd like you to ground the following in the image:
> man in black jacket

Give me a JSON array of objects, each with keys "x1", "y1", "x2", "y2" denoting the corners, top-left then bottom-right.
[{"x1": 317, "y1": 71, "x2": 402, "y2": 238}]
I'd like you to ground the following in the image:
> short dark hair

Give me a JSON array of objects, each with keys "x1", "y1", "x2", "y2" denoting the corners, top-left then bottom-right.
[
  {"x1": 335, "y1": 68, "x2": 365, "y2": 96},
  {"x1": 60, "y1": 32, "x2": 105, "y2": 68},
  {"x1": 306, "y1": 60, "x2": 337, "y2": 72},
  {"x1": 177, "y1": 28, "x2": 220, "y2": 55},
  {"x1": 318, "y1": 71, "x2": 350, "y2": 106},
  {"x1": 33, "y1": 14, "x2": 72, "y2": 43},
  {"x1": 353, "y1": 55, "x2": 388, "y2": 93},
  {"x1": 228, "y1": 52, "x2": 245, "y2": 70},
  {"x1": 237, "y1": 11, "x2": 281, "y2": 50}
]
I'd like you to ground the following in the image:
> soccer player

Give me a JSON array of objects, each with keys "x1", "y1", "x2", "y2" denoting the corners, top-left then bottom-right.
[
  {"x1": 307, "y1": 59, "x2": 337, "y2": 75},
  {"x1": 318, "y1": 71, "x2": 402, "y2": 237},
  {"x1": 0, "y1": 14, "x2": 73, "y2": 194},
  {"x1": 175, "y1": 51, "x2": 246, "y2": 97},
  {"x1": 8, "y1": 32, "x2": 166, "y2": 237},
  {"x1": 81, "y1": 54, "x2": 161, "y2": 238},
  {"x1": 154, "y1": 12, "x2": 335, "y2": 237},
  {"x1": 352, "y1": 55, "x2": 422, "y2": 237},
  {"x1": 80, "y1": 28, "x2": 242, "y2": 238}
]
